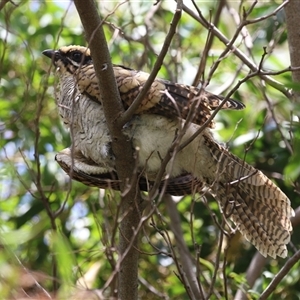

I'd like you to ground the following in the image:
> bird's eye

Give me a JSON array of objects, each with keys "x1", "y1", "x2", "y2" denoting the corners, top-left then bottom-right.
[{"x1": 71, "y1": 51, "x2": 83, "y2": 62}]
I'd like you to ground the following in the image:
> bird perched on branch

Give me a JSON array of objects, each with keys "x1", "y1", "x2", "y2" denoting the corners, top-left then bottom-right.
[{"x1": 43, "y1": 45, "x2": 293, "y2": 258}]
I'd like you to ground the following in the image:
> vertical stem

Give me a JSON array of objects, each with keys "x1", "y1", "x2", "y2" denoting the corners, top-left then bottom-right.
[
  {"x1": 73, "y1": 1, "x2": 142, "y2": 299},
  {"x1": 118, "y1": 201, "x2": 141, "y2": 299},
  {"x1": 285, "y1": 0, "x2": 300, "y2": 101}
]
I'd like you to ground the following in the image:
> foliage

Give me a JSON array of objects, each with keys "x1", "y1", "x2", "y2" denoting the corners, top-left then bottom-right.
[{"x1": 0, "y1": 0, "x2": 299, "y2": 299}]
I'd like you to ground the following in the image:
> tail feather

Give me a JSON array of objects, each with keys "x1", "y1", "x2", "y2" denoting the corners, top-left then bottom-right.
[
  {"x1": 203, "y1": 135, "x2": 293, "y2": 258},
  {"x1": 218, "y1": 185, "x2": 291, "y2": 258},
  {"x1": 232, "y1": 196, "x2": 289, "y2": 258}
]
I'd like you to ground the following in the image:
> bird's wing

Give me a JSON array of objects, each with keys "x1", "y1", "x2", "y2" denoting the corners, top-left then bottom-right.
[
  {"x1": 76, "y1": 64, "x2": 244, "y2": 127},
  {"x1": 56, "y1": 148, "x2": 203, "y2": 196}
]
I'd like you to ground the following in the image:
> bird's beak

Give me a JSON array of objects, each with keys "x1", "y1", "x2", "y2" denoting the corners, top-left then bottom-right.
[
  {"x1": 42, "y1": 49, "x2": 61, "y2": 67},
  {"x1": 42, "y1": 49, "x2": 56, "y2": 59}
]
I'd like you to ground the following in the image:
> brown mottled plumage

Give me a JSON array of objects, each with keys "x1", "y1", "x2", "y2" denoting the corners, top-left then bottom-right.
[
  {"x1": 43, "y1": 45, "x2": 294, "y2": 258},
  {"x1": 77, "y1": 63, "x2": 244, "y2": 128},
  {"x1": 46, "y1": 45, "x2": 244, "y2": 128},
  {"x1": 55, "y1": 148, "x2": 203, "y2": 196}
]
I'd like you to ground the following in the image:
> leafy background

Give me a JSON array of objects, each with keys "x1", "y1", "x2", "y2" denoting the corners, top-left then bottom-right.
[{"x1": 0, "y1": 1, "x2": 299, "y2": 299}]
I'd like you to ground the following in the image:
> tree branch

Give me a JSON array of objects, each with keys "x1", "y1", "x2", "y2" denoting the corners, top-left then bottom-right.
[
  {"x1": 191, "y1": 0, "x2": 227, "y2": 86},
  {"x1": 180, "y1": 1, "x2": 292, "y2": 99},
  {"x1": 164, "y1": 195, "x2": 205, "y2": 299},
  {"x1": 0, "y1": 0, "x2": 15, "y2": 11},
  {"x1": 259, "y1": 248, "x2": 300, "y2": 300},
  {"x1": 120, "y1": 0, "x2": 183, "y2": 125},
  {"x1": 73, "y1": 1, "x2": 142, "y2": 299},
  {"x1": 285, "y1": 0, "x2": 300, "y2": 101},
  {"x1": 234, "y1": 206, "x2": 300, "y2": 299}
]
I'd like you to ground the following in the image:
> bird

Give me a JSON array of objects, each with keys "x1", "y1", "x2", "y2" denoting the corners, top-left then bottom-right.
[{"x1": 43, "y1": 45, "x2": 294, "y2": 259}]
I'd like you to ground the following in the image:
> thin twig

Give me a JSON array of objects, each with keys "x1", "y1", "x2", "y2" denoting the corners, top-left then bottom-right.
[
  {"x1": 245, "y1": 1, "x2": 289, "y2": 25},
  {"x1": 259, "y1": 249, "x2": 300, "y2": 300},
  {"x1": 234, "y1": 206, "x2": 300, "y2": 300},
  {"x1": 206, "y1": 221, "x2": 225, "y2": 299},
  {"x1": 165, "y1": 195, "x2": 204, "y2": 299},
  {"x1": 180, "y1": 2, "x2": 291, "y2": 99},
  {"x1": 120, "y1": 0, "x2": 183, "y2": 125},
  {"x1": 0, "y1": 0, "x2": 15, "y2": 11},
  {"x1": 191, "y1": 0, "x2": 226, "y2": 86}
]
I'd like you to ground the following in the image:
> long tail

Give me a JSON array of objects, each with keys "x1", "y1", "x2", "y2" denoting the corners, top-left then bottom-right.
[{"x1": 202, "y1": 135, "x2": 294, "y2": 258}]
